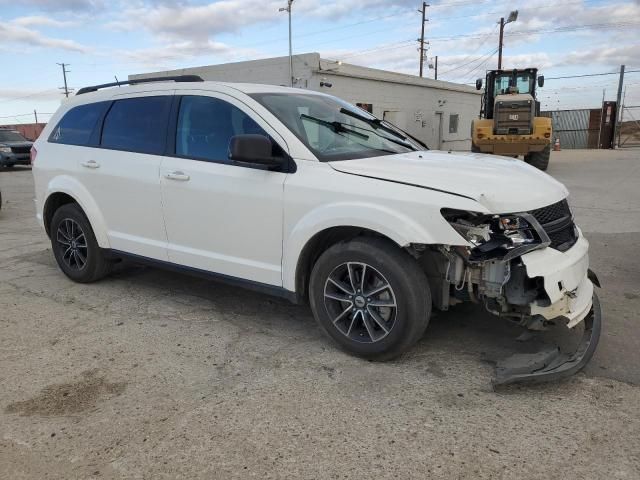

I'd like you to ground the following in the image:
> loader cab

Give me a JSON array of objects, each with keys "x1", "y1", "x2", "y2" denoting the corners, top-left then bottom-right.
[{"x1": 476, "y1": 68, "x2": 544, "y2": 120}]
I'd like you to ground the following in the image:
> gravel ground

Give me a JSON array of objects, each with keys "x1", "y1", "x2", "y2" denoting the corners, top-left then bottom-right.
[{"x1": 1, "y1": 149, "x2": 639, "y2": 479}]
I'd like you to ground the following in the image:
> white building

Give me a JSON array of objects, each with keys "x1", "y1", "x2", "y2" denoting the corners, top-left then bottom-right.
[{"x1": 131, "y1": 53, "x2": 481, "y2": 151}]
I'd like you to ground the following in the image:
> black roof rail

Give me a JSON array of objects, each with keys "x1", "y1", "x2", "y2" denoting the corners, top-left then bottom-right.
[{"x1": 75, "y1": 75, "x2": 205, "y2": 95}]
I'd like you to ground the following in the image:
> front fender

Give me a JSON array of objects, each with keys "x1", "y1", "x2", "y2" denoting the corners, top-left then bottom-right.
[
  {"x1": 45, "y1": 175, "x2": 110, "y2": 248},
  {"x1": 282, "y1": 201, "x2": 465, "y2": 291}
]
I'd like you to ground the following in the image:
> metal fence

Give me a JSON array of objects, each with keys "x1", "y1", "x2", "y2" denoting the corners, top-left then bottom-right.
[
  {"x1": 540, "y1": 109, "x2": 593, "y2": 149},
  {"x1": 619, "y1": 106, "x2": 640, "y2": 148}
]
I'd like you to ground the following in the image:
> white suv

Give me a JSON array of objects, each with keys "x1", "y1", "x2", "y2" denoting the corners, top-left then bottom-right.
[{"x1": 32, "y1": 76, "x2": 601, "y2": 385}]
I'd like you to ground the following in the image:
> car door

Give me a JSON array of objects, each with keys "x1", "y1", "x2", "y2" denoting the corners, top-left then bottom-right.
[
  {"x1": 75, "y1": 93, "x2": 172, "y2": 260},
  {"x1": 160, "y1": 92, "x2": 289, "y2": 286}
]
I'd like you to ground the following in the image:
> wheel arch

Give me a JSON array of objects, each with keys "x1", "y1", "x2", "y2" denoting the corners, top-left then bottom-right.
[
  {"x1": 43, "y1": 176, "x2": 110, "y2": 247},
  {"x1": 283, "y1": 200, "x2": 464, "y2": 300},
  {"x1": 291, "y1": 226, "x2": 409, "y2": 304}
]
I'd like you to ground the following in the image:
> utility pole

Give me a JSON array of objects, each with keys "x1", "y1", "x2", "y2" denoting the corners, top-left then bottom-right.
[
  {"x1": 497, "y1": 10, "x2": 518, "y2": 70},
  {"x1": 614, "y1": 64, "x2": 625, "y2": 148},
  {"x1": 279, "y1": 0, "x2": 294, "y2": 87},
  {"x1": 597, "y1": 89, "x2": 605, "y2": 149},
  {"x1": 618, "y1": 86, "x2": 627, "y2": 147},
  {"x1": 419, "y1": 2, "x2": 428, "y2": 77},
  {"x1": 498, "y1": 17, "x2": 505, "y2": 70},
  {"x1": 34, "y1": 110, "x2": 38, "y2": 124},
  {"x1": 57, "y1": 62, "x2": 70, "y2": 97},
  {"x1": 435, "y1": 55, "x2": 438, "y2": 80}
]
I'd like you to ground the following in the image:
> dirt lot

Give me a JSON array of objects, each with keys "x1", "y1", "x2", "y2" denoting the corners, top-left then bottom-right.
[{"x1": 1, "y1": 150, "x2": 639, "y2": 479}]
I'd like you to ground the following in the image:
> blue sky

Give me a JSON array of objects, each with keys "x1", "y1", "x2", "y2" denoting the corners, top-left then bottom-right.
[{"x1": 1, "y1": 0, "x2": 639, "y2": 125}]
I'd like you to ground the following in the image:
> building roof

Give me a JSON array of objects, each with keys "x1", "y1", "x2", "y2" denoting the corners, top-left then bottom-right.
[
  {"x1": 129, "y1": 52, "x2": 480, "y2": 96},
  {"x1": 315, "y1": 56, "x2": 479, "y2": 95}
]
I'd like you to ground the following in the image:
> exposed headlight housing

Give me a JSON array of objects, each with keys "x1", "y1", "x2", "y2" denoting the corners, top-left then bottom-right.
[{"x1": 442, "y1": 209, "x2": 550, "y2": 262}]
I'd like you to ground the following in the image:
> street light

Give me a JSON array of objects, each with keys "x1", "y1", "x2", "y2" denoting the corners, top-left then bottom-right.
[
  {"x1": 498, "y1": 9, "x2": 518, "y2": 70},
  {"x1": 279, "y1": 0, "x2": 294, "y2": 87}
]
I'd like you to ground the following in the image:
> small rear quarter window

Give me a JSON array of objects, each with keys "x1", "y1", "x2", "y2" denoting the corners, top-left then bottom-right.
[{"x1": 49, "y1": 102, "x2": 110, "y2": 146}]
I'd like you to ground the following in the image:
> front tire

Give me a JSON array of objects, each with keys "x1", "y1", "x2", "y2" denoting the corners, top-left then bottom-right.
[
  {"x1": 525, "y1": 145, "x2": 551, "y2": 171},
  {"x1": 50, "y1": 203, "x2": 112, "y2": 283},
  {"x1": 309, "y1": 237, "x2": 431, "y2": 360}
]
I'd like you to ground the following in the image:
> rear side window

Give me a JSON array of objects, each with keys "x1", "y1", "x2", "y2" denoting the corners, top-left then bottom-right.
[
  {"x1": 101, "y1": 96, "x2": 171, "y2": 155},
  {"x1": 176, "y1": 95, "x2": 270, "y2": 163},
  {"x1": 49, "y1": 102, "x2": 110, "y2": 146}
]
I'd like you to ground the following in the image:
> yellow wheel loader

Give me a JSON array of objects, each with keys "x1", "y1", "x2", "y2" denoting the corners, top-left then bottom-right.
[{"x1": 472, "y1": 68, "x2": 552, "y2": 170}]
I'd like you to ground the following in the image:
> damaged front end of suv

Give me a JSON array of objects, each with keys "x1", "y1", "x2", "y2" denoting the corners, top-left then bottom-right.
[{"x1": 416, "y1": 199, "x2": 601, "y2": 386}]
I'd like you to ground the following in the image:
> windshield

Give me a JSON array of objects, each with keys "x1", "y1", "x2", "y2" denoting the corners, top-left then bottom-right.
[
  {"x1": 494, "y1": 73, "x2": 534, "y2": 95},
  {"x1": 250, "y1": 93, "x2": 421, "y2": 161},
  {"x1": 0, "y1": 130, "x2": 28, "y2": 142}
]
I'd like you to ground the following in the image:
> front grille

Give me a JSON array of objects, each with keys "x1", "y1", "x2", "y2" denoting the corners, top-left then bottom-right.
[
  {"x1": 529, "y1": 199, "x2": 571, "y2": 224},
  {"x1": 494, "y1": 100, "x2": 533, "y2": 135},
  {"x1": 528, "y1": 199, "x2": 578, "y2": 251},
  {"x1": 11, "y1": 146, "x2": 31, "y2": 154},
  {"x1": 547, "y1": 224, "x2": 578, "y2": 249}
]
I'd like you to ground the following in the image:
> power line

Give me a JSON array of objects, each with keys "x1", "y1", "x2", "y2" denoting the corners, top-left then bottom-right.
[
  {"x1": 0, "y1": 89, "x2": 60, "y2": 104},
  {"x1": 460, "y1": 48, "x2": 498, "y2": 82},
  {"x1": 436, "y1": 26, "x2": 498, "y2": 76},
  {"x1": 430, "y1": 0, "x2": 597, "y2": 21},
  {"x1": 0, "y1": 112, "x2": 54, "y2": 120},
  {"x1": 546, "y1": 70, "x2": 640, "y2": 80},
  {"x1": 429, "y1": 0, "x2": 499, "y2": 8},
  {"x1": 233, "y1": 9, "x2": 414, "y2": 52},
  {"x1": 439, "y1": 48, "x2": 496, "y2": 80},
  {"x1": 428, "y1": 21, "x2": 640, "y2": 42},
  {"x1": 336, "y1": 39, "x2": 417, "y2": 60}
]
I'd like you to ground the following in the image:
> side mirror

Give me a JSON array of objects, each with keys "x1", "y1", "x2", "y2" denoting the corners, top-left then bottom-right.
[
  {"x1": 229, "y1": 134, "x2": 284, "y2": 168},
  {"x1": 476, "y1": 78, "x2": 483, "y2": 91},
  {"x1": 538, "y1": 76, "x2": 545, "y2": 88}
]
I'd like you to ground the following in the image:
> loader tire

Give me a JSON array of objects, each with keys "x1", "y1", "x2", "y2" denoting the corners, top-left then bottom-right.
[{"x1": 525, "y1": 145, "x2": 551, "y2": 171}]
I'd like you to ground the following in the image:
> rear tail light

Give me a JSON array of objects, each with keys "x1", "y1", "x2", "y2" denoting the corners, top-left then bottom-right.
[{"x1": 30, "y1": 146, "x2": 37, "y2": 165}]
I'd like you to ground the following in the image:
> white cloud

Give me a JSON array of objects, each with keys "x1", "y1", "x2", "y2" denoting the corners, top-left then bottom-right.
[
  {"x1": 0, "y1": 21, "x2": 90, "y2": 53},
  {"x1": 110, "y1": 0, "x2": 418, "y2": 41},
  {"x1": 0, "y1": 0, "x2": 105, "y2": 11},
  {"x1": 11, "y1": 16, "x2": 77, "y2": 28},
  {"x1": 562, "y1": 44, "x2": 640, "y2": 68},
  {"x1": 120, "y1": 40, "x2": 259, "y2": 68},
  {"x1": 110, "y1": 1, "x2": 284, "y2": 41},
  {"x1": 294, "y1": 0, "x2": 416, "y2": 19}
]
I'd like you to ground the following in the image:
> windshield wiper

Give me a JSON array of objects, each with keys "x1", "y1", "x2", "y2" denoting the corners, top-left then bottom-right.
[
  {"x1": 300, "y1": 114, "x2": 370, "y2": 140},
  {"x1": 340, "y1": 108, "x2": 405, "y2": 138},
  {"x1": 339, "y1": 108, "x2": 419, "y2": 150}
]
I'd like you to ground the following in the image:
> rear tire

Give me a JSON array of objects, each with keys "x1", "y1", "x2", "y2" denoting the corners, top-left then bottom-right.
[
  {"x1": 309, "y1": 237, "x2": 431, "y2": 360},
  {"x1": 50, "y1": 203, "x2": 112, "y2": 283},
  {"x1": 525, "y1": 145, "x2": 551, "y2": 171}
]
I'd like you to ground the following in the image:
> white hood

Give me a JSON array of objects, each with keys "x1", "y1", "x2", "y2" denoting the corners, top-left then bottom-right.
[{"x1": 329, "y1": 150, "x2": 568, "y2": 213}]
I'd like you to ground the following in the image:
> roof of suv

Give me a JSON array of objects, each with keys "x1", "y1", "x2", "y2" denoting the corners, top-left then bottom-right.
[{"x1": 68, "y1": 81, "x2": 326, "y2": 106}]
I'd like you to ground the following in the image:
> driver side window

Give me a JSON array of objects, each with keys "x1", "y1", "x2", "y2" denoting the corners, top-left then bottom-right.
[{"x1": 176, "y1": 96, "x2": 271, "y2": 163}]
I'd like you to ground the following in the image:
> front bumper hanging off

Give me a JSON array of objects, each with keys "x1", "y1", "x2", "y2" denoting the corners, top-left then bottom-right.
[{"x1": 493, "y1": 292, "x2": 602, "y2": 386}]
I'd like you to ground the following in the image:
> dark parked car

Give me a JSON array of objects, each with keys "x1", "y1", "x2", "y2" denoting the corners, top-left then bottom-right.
[{"x1": 0, "y1": 129, "x2": 33, "y2": 167}]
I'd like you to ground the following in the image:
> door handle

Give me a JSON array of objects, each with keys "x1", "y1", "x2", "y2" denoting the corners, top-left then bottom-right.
[
  {"x1": 81, "y1": 160, "x2": 100, "y2": 169},
  {"x1": 164, "y1": 171, "x2": 190, "y2": 181}
]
